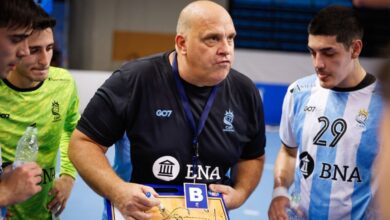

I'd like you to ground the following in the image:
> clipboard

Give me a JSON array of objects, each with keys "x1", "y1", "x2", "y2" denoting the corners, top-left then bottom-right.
[{"x1": 105, "y1": 184, "x2": 230, "y2": 220}]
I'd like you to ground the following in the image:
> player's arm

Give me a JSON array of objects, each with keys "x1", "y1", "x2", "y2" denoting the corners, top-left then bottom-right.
[
  {"x1": 69, "y1": 129, "x2": 160, "y2": 220},
  {"x1": 268, "y1": 143, "x2": 297, "y2": 220},
  {"x1": 209, "y1": 155, "x2": 265, "y2": 210},
  {"x1": 59, "y1": 78, "x2": 79, "y2": 179},
  {"x1": 48, "y1": 80, "x2": 80, "y2": 216}
]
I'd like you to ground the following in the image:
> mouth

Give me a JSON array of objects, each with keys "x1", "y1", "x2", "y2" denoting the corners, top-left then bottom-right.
[
  {"x1": 7, "y1": 63, "x2": 17, "y2": 71},
  {"x1": 317, "y1": 73, "x2": 331, "y2": 81},
  {"x1": 32, "y1": 68, "x2": 49, "y2": 75},
  {"x1": 216, "y1": 60, "x2": 231, "y2": 66}
]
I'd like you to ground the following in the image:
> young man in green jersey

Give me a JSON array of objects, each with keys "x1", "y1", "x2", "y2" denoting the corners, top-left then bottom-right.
[
  {"x1": 0, "y1": 0, "x2": 44, "y2": 207},
  {"x1": 0, "y1": 8, "x2": 80, "y2": 219}
]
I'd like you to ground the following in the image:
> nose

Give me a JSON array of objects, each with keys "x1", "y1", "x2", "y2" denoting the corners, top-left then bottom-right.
[
  {"x1": 217, "y1": 38, "x2": 232, "y2": 56},
  {"x1": 313, "y1": 54, "x2": 325, "y2": 70},
  {"x1": 16, "y1": 39, "x2": 30, "y2": 58},
  {"x1": 38, "y1": 51, "x2": 50, "y2": 67}
]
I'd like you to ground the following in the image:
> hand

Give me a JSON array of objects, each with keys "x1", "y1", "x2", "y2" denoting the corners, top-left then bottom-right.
[
  {"x1": 111, "y1": 183, "x2": 161, "y2": 220},
  {"x1": 47, "y1": 175, "x2": 75, "y2": 217},
  {"x1": 208, "y1": 184, "x2": 244, "y2": 210},
  {"x1": 0, "y1": 162, "x2": 42, "y2": 206},
  {"x1": 268, "y1": 196, "x2": 290, "y2": 220}
]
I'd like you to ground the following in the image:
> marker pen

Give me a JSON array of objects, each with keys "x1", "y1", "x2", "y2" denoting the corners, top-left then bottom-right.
[{"x1": 145, "y1": 192, "x2": 165, "y2": 212}]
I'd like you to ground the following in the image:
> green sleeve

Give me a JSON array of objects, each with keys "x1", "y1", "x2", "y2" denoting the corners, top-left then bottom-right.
[{"x1": 60, "y1": 77, "x2": 80, "y2": 179}]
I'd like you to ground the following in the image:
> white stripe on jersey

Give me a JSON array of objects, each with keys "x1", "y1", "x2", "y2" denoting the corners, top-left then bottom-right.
[{"x1": 327, "y1": 84, "x2": 374, "y2": 219}]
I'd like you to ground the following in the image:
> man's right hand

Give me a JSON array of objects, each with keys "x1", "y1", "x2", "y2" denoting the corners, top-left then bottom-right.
[
  {"x1": 111, "y1": 183, "x2": 161, "y2": 220},
  {"x1": 268, "y1": 196, "x2": 291, "y2": 220},
  {"x1": 0, "y1": 162, "x2": 42, "y2": 206}
]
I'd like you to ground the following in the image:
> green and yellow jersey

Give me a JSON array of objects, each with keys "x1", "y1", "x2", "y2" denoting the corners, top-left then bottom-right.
[{"x1": 0, "y1": 67, "x2": 80, "y2": 219}]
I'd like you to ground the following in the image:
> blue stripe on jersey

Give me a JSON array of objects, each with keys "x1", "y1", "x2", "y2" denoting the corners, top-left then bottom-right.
[
  {"x1": 308, "y1": 91, "x2": 349, "y2": 218},
  {"x1": 292, "y1": 75, "x2": 317, "y2": 195},
  {"x1": 113, "y1": 134, "x2": 132, "y2": 181},
  {"x1": 351, "y1": 86, "x2": 382, "y2": 219}
]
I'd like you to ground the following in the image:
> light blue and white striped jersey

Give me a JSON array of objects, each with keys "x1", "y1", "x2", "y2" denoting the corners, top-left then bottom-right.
[
  {"x1": 280, "y1": 74, "x2": 383, "y2": 220},
  {"x1": 102, "y1": 134, "x2": 131, "y2": 220}
]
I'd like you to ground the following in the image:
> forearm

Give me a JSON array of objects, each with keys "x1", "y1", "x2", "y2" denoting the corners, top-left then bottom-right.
[
  {"x1": 231, "y1": 155, "x2": 265, "y2": 206},
  {"x1": 273, "y1": 145, "x2": 297, "y2": 189},
  {"x1": 69, "y1": 129, "x2": 126, "y2": 201}
]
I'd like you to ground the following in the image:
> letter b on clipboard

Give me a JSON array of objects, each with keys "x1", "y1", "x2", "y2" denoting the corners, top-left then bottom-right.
[{"x1": 184, "y1": 183, "x2": 208, "y2": 209}]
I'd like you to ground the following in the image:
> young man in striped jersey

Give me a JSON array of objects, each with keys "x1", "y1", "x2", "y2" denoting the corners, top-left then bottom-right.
[
  {"x1": 269, "y1": 5, "x2": 383, "y2": 220},
  {"x1": 0, "y1": 8, "x2": 79, "y2": 219}
]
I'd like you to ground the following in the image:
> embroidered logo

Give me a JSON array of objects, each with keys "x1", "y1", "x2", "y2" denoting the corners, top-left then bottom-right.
[
  {"x1": 152, "y1": 156, "x2": 180, "y2": 181},
  {"x1": 52, "y1": 101, "x2": 61, "y2": 122},
  {"x1": 355, "y1": 109, "x2": 368, "y2": 127},
  {"x1": 222, "y1": 109, "x2": 234, "y2": 132}
]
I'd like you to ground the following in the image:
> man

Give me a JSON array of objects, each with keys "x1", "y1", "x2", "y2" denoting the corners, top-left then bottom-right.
[
  {"x1": 0, "y1": 9, "x2": 80, "y2": 219},
  {"x1": 0, "y1": 0, "x2": 43, "y2": 207},
  {"x1": 268, "y1": 6, "x2": 383, "y2": 220},
  {"x1": 69, "y1": 1, "x2": 266, "y2": 219}
]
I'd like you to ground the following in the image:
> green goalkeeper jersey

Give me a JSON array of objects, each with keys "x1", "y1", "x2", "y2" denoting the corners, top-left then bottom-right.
[{"x1": 0, "y1": 67, "x2": 80, "y2": 219}]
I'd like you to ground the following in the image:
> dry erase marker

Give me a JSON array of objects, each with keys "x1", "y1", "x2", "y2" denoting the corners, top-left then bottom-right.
[{"x1": 145, "y1": 192, "x2": 165, "y2": 212}]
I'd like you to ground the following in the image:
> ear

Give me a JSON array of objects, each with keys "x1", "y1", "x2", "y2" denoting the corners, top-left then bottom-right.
[
  {"x1": 351, "y1": 39, "x2": 363, "y2": 59},
  {"x1": 175, "y1": 34, "x2": 187, "y2": 55}
]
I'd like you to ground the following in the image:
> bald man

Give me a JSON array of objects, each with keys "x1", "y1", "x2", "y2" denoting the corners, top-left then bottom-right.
[{"x1": 69, "y1": 1, "x2": 266, "y2": 219}]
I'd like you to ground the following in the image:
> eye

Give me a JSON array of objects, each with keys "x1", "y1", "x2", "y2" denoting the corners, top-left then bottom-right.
[
  {"x1": 204, "y1": 35, "x2": 220, "y2": 46},
  {"x1": 227, "y1": 35, "x2": 235, "y2": 43},
  {"x1": 29, "y1": 47, "x2": 40, "y2": 54},
  {"x1": 10, "y1": 36, "x2": 26, "y2": 44},
  {"x1": 324, "y1": 51, "x2": 335, "y2": 57},
  {"x1": 47, "y1": 44, "x2": 54, "y2": 52}
]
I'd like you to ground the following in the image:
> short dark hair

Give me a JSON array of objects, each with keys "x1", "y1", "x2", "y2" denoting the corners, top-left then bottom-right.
[
  {"x1": 0, "y1": 0, "x2": 40, "y2": 30},
  {"x1": 308, "y1": 5, "x2": 364, "y2": 48},
  {"x1": 33, "y1": 5, "x2": 56, "y2": 31}
]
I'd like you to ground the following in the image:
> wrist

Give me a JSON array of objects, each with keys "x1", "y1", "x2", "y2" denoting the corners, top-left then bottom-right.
[{"x1": 272, "y1": 186, "x2": 290, "y2": 200}]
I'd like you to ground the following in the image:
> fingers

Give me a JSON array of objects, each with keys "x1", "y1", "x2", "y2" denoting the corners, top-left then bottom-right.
[
  {"x1": 16, "y1": 162, "x2": 42, "y2": 186},
  {"x1": 268, "y1": 197, "x2": 290, "y2": 220},
  {"x1": 116, "y1": 183, "x2": 162, "y2": 219},
  {"x1": 209, "y1": 184, "x2": 231, "y2": 194},
  {"x1": 47, "y1": 193, "x2": 60, "y2": 213},
  {"x1": 139, "y1": 185, "x2": 160, "y2": 207}
]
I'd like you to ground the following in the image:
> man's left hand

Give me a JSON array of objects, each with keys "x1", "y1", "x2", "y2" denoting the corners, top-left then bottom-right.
[
  {"x1": 47, "y1": 175, "x2": 75, "y2": 217},
  {"x1": 208, "y1": 184, "x2": 244, "y2": 210}
]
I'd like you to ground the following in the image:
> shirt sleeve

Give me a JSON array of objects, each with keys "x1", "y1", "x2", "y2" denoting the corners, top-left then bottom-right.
[
  {"x1": 279, "y1": 83, "x2": 297, "y2": 148},
  {"x1": 76, "y1": 70, "x2": 132, "y2": 147},
  {"x1": 60, "y1": 75, "x2": 80, "y2": 179},
  {"x1": 240, "y1": 82, "x2": 266, "y2": 159}
]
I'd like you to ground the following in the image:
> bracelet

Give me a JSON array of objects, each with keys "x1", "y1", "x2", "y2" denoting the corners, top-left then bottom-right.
[{"x1": 272, "y1": 186, "x2": 290, "y2": 200}]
